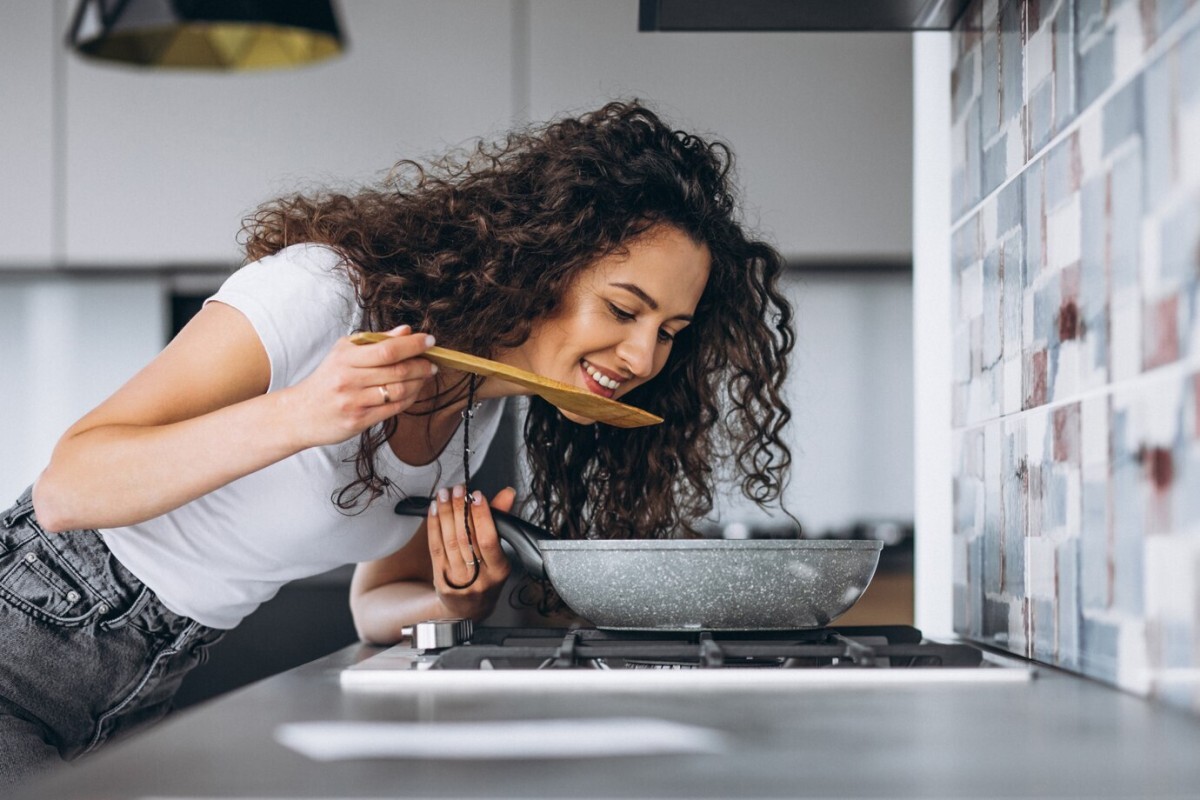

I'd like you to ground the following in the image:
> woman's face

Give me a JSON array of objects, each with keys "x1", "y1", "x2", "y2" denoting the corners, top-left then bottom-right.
[{"x1": 509, "y1": 224, "x2": 711, "y2": 424}]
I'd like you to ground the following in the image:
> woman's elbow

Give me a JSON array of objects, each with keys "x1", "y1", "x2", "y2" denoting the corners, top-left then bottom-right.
[{"x1": 30, "y1": 473, "x2": 75, "y2": 533}]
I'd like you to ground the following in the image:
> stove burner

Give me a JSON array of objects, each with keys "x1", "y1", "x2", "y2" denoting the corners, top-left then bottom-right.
[{"x1": 425, "y1": 626, "x2": 983, "y2": 670}]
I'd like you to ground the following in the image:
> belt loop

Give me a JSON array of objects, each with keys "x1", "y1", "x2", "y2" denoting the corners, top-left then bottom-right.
[{"x1": 2, "y1": 488, "x2": 35, "y2": 528}]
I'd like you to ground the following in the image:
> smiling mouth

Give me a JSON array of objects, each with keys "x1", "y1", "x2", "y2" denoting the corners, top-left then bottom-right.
[{"x1": 580, "y1": 359, "x2": 623, "y2": 398}]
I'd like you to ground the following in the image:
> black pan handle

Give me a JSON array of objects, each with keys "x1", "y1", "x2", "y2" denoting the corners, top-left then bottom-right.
[{"x1": 393, "y1": 496, "x2": 550, "y2": 580}]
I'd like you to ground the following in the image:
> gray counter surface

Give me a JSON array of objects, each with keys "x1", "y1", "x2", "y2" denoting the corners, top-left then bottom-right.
[{"x1": 14, "y1": 642, "x2": 1200, "y2": 799}]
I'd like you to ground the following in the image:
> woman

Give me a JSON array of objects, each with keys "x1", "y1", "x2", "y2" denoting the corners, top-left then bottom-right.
[{"x1": 0, "y1": 101, "x2": 793, "y2": 786}]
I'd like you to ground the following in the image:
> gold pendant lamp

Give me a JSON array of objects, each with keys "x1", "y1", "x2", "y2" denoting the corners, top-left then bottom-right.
[{"x1": 66, "y1": 0, "x2": 346, "y2": 71}]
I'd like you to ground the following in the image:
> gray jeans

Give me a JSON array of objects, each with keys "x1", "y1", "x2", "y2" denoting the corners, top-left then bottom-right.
[{"x1": 0, "y1": 487, "x2": 223, "y2": 790}]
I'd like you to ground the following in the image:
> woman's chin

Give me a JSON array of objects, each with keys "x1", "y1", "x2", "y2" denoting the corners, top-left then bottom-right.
[{"x1": 558, "y1": 407, "x2": 597, "y2": 425}]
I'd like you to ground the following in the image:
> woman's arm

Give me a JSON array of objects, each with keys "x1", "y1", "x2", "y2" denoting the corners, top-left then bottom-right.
[
  {"x1": 33, "y1": 301, "x2": 435, "y2": 532},
  {"x1": 350, "y1": 487, "x2": 515, "y2": 644}
]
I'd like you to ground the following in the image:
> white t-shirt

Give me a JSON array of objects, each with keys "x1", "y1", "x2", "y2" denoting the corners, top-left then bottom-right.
[{"x1": 100, "y1": 243, "x2": 504, "y2": 629}]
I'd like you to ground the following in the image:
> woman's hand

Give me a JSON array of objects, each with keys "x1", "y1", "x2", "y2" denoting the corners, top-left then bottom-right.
[
  {"x1": 286, "y1": 325, "x2": 438, "y2": 448},
  {"x1": 427, "y1": 485, "x2": 516, "y2": 620}
]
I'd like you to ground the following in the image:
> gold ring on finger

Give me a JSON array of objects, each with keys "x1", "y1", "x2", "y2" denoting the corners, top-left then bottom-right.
[{"x1": 378, "y1": 385, "x2": 392, "y2": 404}]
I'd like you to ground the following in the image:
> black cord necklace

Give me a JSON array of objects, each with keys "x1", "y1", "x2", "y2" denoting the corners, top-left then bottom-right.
[{"x1": 442, "y1": 375, "x2": 480, "y2": 590}]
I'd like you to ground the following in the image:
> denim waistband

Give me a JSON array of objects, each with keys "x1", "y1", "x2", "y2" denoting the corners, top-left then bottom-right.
[{"x1": 3, "y1": 486, "x2": 204, "y2": 641}]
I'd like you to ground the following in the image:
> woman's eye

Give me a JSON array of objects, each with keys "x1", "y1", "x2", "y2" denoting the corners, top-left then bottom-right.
[
  {"x1": 657, "y1": 329, "x2": 676, "y2": 343},
  {"x1": 608, "y1": 302, "x2": 636, "y2": 322}
]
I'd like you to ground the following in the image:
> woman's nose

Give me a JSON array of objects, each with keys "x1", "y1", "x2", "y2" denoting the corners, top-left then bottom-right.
[{"x1": 616, "y1": 330, "x2": 656, "y2": 378}]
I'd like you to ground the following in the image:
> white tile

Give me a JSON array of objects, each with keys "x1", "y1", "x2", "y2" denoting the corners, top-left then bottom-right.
[
  {"x1": 1111, "y1": 292, "x2": 1143, "y2": 380},
  {"x1": 1055, "y1": 339, "x2": 1081, "y2": 401},
  {"x1": 1004, "y1": 355, "x2": 1024, "y2": 413},
  {"x1": 1081, "y1": 394, "x2": 1110, "y2": 468},
  {"x1": 1110, "y1": 2, "x2": 1146, "y2": 84},
  {"x1": 961, "y1": 260, "x2": 984, "y2": 318},
  {"x1": 1027, "y1": 535, "x2": 1059, "y2": 599},
  {"x1": 1047, "y1": 193, "x2": 1082, "y2": 271},
  {"x1": 1027, "y1": 25, "x2": 1053, "y2": 88}
]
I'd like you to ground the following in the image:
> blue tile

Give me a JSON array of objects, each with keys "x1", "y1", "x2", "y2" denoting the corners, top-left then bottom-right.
[
  {"x1": 997, "y1": 174, "x2": 1025, "y2": 233},
  {"x1": 969, "y1": 535, "x2": 985, "y2": 634},
  {"x1": 983, "y1": 136, "x2": 1010, "y2": 197},
  {"x1": 1002, "y1": 234, "x2": 1025, "y2": 355},
  {"x1": 955, "y1": 475, "x2": 979, "y2": 534},
  {"x1": 1080, "y1": 475, "x2": 1110, "y2": 611},
  {"x1": 984, "y1": 249, "x2": 1003, "y2": 367},
  {"x1": 1000, "y1": 0, "x2": 1025, "y2": 125},
  {"x1": 1143, "y1": 53, "x2": 1173, "y2": 210},
  {"x1": 1156, "y1": 0, "x2": 1192, "y2": 38},
  {"x1": 984, "y1": 597, "x2": 1011, "y2": 644},
  {"x1": 956, "y1": 103, "x2": 985, "y2": 219},
  {"x1": 1111, "y1": 423, "x2": 1144, "y2": 617},
  {"x1": 1182, "y1": 22, "x2": 1200, "y2": 106},
  {"x1": 1080, "y1": 616, "x2": 1120, "y2": 683},
  {"x1": 1078, "y1": 29, "x2": 1115, "y2": 112},
  {"x1": 1102, "y1": 76, "x2": 1143, "y2": 156},
  {"x1": 1183, "y1": 427, "x2": 1200, "y2": 528},
  {"x1": 1053, "y1": 0, "x2": 1079, "y2": 132},
  {"x1": 1034, "y1": 279, "x2": 1062, "y2": 345},
  {"x1": 1029, "y1": 79, "x2": 1056, "y2": 153},
  {"x1": 1079, "y1": 173, "x2": 1108, "y2": 312},
  {"x1": 953, "y1": 215, "x2": 980, "y2": 272},
  {"x1": 982, "y1": 29, "x2": 1001, "y2": 135},
  {"x1": 1033, "y1": 598, "x2": 1058, "y2": 662},
  {"x1": 1057, "y1": 539, "x2": 1081, "y2": 670},
  {"x1": 1002, "y1": 422, "x2": 1027, "y2": 596},
  {"x1": 1044, "y1": 470, "x2": 1070, "y2": 530},
  {"x1": 1161, "y1": 196, "x2": 1200, "y2": 288},
  {"x1": 1045, "y1": 134, "x2": 1078, "y2": 210},
  {"x1": 1025, "y1": 161, "x2": 1045, "y2": 283},
  {"x1": 953, "y1": 49, "x2": 977, "y2": 122},
  {"x1": 1110, "y1": 148, "x2": 1143, "y2": 291},
  {"x1": 954, "y1": 584, "x2": 969, "y2": 634},
  {"x1": 1087, "y1": 309, "x2": 1109, "y2": 373}
]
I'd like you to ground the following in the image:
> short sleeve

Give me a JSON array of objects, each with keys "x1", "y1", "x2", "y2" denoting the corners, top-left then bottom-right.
[{"x1": 205, "y1": 244, "x2": 362, "y2": 392}]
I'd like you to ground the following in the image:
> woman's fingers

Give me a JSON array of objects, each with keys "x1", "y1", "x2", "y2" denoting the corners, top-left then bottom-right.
[
  {"x1": 427, "y1": 485, "x2": 513, "y2": 590},
  {"x1": 468, "y1": 488, "x2": 515, "y2": 568}
]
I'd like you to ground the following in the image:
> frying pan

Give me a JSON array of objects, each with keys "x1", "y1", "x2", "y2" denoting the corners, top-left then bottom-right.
[{"x1": 394, "y1": 498, "x2": 883, "y2": 631}]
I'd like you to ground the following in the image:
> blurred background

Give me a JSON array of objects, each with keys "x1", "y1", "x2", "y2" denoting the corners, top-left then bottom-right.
[{"x1": 0, "y1": 0, "x2": 915, "y2": 704}]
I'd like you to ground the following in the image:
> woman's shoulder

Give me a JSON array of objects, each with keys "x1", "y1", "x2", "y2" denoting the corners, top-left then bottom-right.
[{"x1": 258, "y1": 242, "x2": 345, "y2": 272}]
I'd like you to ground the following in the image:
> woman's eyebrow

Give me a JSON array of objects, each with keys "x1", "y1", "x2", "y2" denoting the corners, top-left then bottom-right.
[{"x1": 609, "y1": 282, "x2": 694, "y2": 321}]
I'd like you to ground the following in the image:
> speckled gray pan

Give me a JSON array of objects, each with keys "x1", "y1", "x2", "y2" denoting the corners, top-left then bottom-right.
[
  {"x1": 538, "y1": 539, "x2": 884, "y2": 631},
  {"x1": 392, "y1": 497, "x2": 883, "y2": 631}
]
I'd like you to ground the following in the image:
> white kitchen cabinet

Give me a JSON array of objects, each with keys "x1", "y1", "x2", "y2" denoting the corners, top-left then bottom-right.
[
  {"x1": 32, "y1": 0, "x2": 912, "y2": 266},
  {"x1": 528, "y1": 0, "x2": 914, "y2": 261},
  {"x1": 61, "y1": 0, "x2": 515, "y2": 264},
  {"x1": 0, "y1": 1, "x2": 57, "y2": 264}
]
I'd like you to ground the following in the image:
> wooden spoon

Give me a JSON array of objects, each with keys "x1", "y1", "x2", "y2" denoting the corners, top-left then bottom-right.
[{"x1": 349, "y1": 332, "x2": 663, "y2": 428}]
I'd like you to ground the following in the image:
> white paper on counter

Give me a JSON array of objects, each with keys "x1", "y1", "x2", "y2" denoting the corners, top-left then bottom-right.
[{"x1": 274, "y1": 717, "x2": 728, "y2": 761}]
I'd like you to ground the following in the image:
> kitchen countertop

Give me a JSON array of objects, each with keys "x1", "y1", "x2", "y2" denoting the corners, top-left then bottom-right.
[{"x1": 14, "y1": 640, "x2": 1200, "y2": 799}]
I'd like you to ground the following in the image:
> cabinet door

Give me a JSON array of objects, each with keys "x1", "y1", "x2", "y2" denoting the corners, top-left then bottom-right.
[
  {"x1": 0, "y1": 2, "x2": 56, "y2": 264},
  {"x1": 63, "y1": 0, "x2": 515, "y2": 264},
  {"x1": 527, "y1": 0, "x2": 913, "y2": 261}
]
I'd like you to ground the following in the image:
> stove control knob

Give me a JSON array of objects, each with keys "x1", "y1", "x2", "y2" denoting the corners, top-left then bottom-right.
[{"x1": 408, "y1": 618, "x2": 473, "y2": 652}]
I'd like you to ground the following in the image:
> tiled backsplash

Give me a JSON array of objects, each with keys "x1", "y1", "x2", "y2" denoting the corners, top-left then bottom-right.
[{"x1": 950, "y1": 0, "x2": 1200, "y2": 710}]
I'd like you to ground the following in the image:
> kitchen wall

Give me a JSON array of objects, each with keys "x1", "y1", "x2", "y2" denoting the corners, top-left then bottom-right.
[
  {"x1": 0, "y1": 1, "x2": 914, "y2": 535},
  {"x1": 948, "y1": 0, "x2": 1200, "y2": 710}
]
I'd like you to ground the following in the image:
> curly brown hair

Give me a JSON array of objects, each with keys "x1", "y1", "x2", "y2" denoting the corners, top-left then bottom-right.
[{"x1": 241, "y1": 100, "x2": 794, "y2": 606}]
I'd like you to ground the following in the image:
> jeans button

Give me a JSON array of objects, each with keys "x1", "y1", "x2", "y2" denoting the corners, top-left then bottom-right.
[
  {"x1": 24, "y1": 552, "x2": 37, "y2": 563},
  {"x1": 97, "y1": 603, "x2": 109, "y2": 615},
  {"x1": 66, "y1": 590, "x2": 80, "y2": 603}
]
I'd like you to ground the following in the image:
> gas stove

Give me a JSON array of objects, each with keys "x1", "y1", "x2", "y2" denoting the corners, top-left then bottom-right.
[{"x1": 341, "y1": 621, "x2": 1035, "y2": 691}]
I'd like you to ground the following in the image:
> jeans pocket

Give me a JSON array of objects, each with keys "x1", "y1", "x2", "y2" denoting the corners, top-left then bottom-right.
[{"x1": 0, "y1": 542, "x2": 93, "y2": 624}]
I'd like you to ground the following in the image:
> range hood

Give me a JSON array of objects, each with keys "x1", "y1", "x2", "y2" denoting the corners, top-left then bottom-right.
[{"x1": 638, "y1": 0, "x2": 972, "y2": 31}]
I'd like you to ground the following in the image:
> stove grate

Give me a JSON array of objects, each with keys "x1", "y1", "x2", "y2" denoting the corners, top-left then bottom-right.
[{"x1": 428, "y1": 626, "x2": 983, "y2": 670}]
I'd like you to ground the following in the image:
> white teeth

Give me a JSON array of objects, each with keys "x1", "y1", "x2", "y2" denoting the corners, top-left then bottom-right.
[{"x1": 583, "y1": 361, "x2": 621, "y2": 391}]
